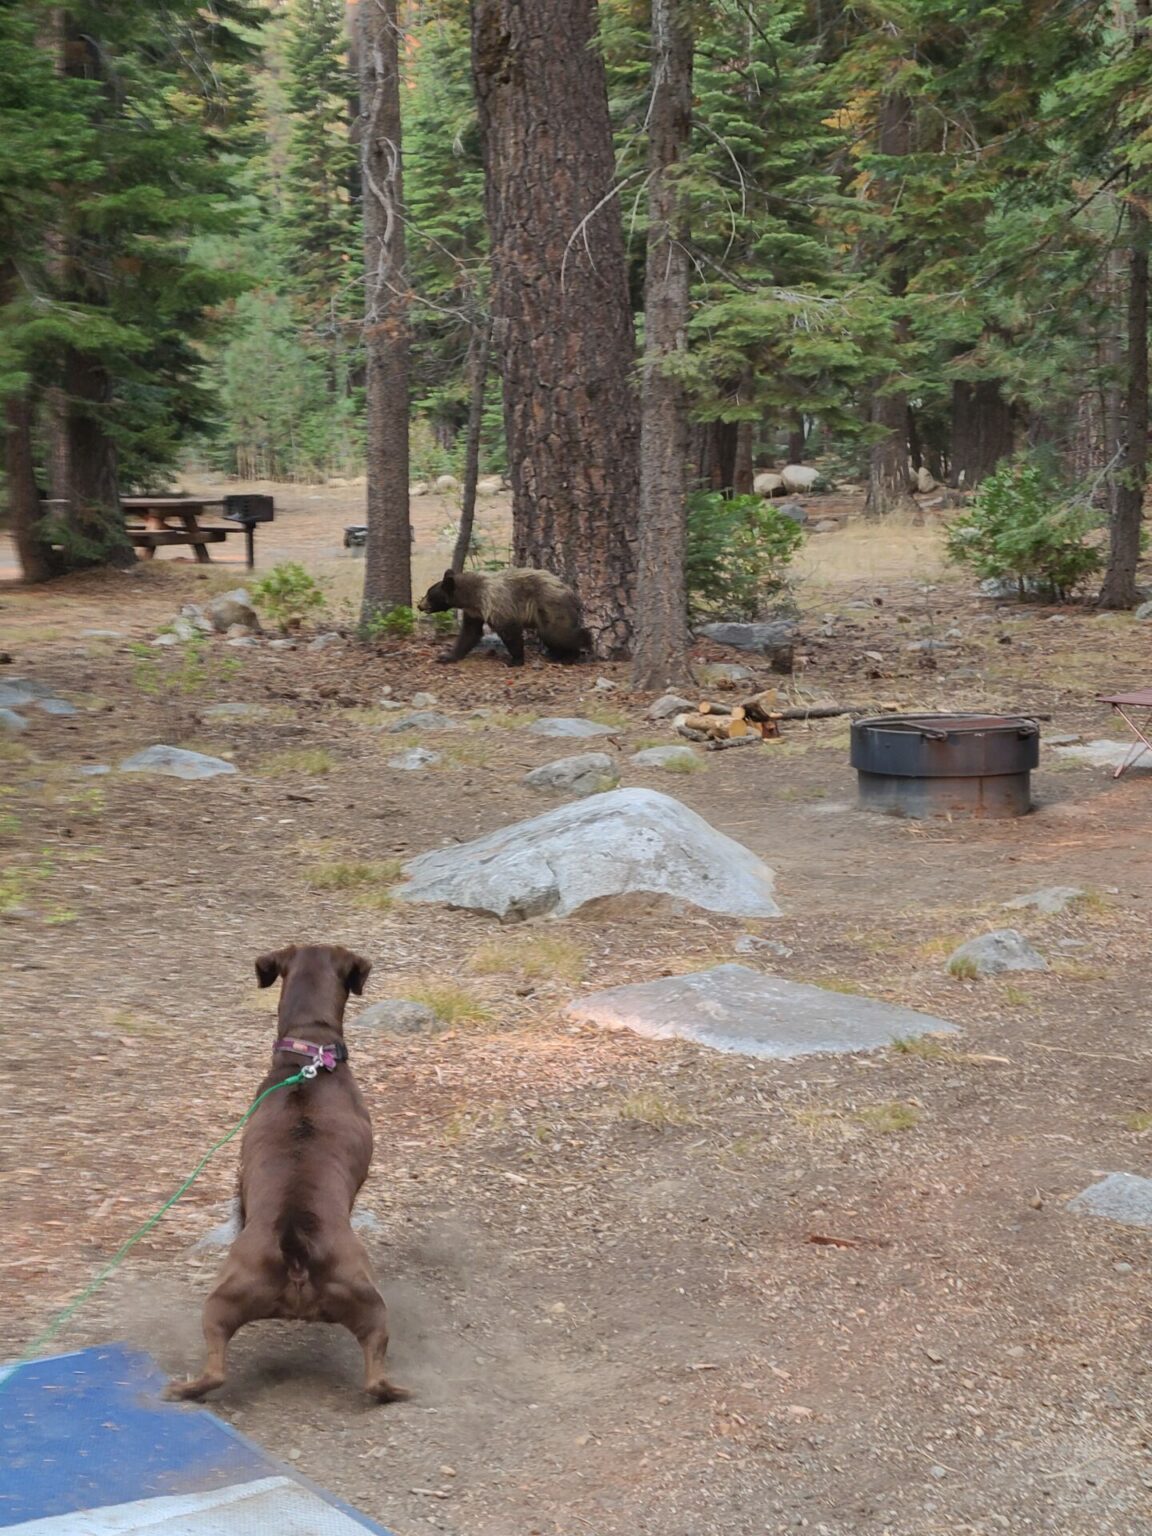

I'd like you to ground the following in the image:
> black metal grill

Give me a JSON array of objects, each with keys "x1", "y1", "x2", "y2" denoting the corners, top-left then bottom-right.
[{"x1": 850, "y1": 713, "x2": 1039, "y2": 819}]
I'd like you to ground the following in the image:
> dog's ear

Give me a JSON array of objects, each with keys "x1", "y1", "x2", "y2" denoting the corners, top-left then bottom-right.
[
  {"x1": 338, "y1": 949, "x2": 372, "y2": 996},
  {"x1": 255, "y1": 945, "x2": 295, "y2": 988}
]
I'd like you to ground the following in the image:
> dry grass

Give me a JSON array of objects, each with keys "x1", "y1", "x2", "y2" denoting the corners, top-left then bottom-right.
[
  {"x1": 615, "y1": 1091, "x2": 699, "y2": 1129},
  {"x1": 793, "y1": 512, "x2": 947, "y2": 588},
  {"x1": 468, "y1": 932, "x2": 587, "y2": 982},
  {"x1": 405, "y1": 979, "x2": 492, "y2": 1025},
  {"x1": 890, "y1": 1035, "x2": 953, "y2": 1061},
  {"x1": 853, "y1": 1101, "x2": 921, "y2": 1134},
  {"x1": 259, "y1": 747, "x2": 335, "y2": 776},
  {"x1": 1126, "y1": 1111, "x2": 1152, "y2": 1134},
  {"x1": 303, "y1": 858, "x2": 402, "y2": 891}
]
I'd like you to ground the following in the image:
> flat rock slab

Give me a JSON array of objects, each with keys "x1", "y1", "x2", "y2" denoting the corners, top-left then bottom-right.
[
  {"x1": 630, "y1": 745, "x2": 700, "y2": 771},
  {"x1": 387, "y1": 747, "x2": 441, "y2": 770},
  {"x1": 0, "y1": 707, "x2": 28, "y2": 733},
  {"x1": 199, "y1": 702, "x2": 275, "y2": 722},
  {"x1": 119, "y1": 745, "x2": 238, "y2": 779},
  {"x1": 1054, "y1": 739, "x2": 1152, "y2": 770},
  {"x1": 527, "y1": 717, "x2": 616, "y2": 738},
  {"x1": 1003, "y1": 886, "x2": 1084, "y2": 915},
  {"x1": 0, "y1": 677, "x2": 56, "y2": 706},
  {"x1": 695, "y1": 621, "x2": 795, "y2": 654},
  {"x1": 566, "y1": 964, "x2": 957, "y2": 1060},
  {"x1": 352, "y1": 999, "x2": 441, "y2": 1033},
  {"x1": 35, "y1": 697, "x2": 78, "y2": 716},
  {"x1": 397, "y1": 786, "x2": 780, "y2": 921},
  {"x1": 1067, "y1": 1173, "x2": 1152, "y2": 1229},
  {"x1": 384, "y1": 710, "x2": 457, "y2": 732}
]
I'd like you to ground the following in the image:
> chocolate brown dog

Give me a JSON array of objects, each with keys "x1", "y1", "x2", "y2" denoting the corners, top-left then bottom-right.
[{"x1": 166, "y1": 943, "x2": 407, "y2": 1404}]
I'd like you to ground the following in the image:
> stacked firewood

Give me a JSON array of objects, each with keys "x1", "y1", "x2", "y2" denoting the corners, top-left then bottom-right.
[{"x1": 676, "y1": 689, "x2": 784, "y2": 743}]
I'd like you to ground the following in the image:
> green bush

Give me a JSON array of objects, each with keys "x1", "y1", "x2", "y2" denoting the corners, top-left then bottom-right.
[
  {"x1": 250, "y1": 562, "x2": 327, "y2": 632},
  {"x1": 945, "y1": 459, "x2": 1102, "y2": 601},
  {"x1": 685, "y1": 492, "x2": 804, "y2": 622},
  {"x1": 361, "y1": 605, "x2": 417, "y2": 641}
]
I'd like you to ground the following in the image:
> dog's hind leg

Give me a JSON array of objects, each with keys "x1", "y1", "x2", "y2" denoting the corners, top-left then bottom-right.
[
  {"x1": 325, "y1": 1274, "x2": 409, "y2": 1403},
  {"x1": 164, "y1": 1286, "x2": 251, "y2": 1402}
]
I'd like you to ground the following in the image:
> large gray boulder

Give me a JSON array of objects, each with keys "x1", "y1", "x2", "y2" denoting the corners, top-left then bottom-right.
[
  {"x1": 523, "y1": 753, "x2": 619, "y2": 796},
  {"x1": 630, "y1": 745, "x2": 699, "y2": 772},
  {"x1": 1067, "y1": 1173, "x2": 1152, "y2": 1229},
  {"x1": 119, "y1": 745, "x2": 237, "y2": 780},
  {"x1": 947, "y1": 929, "x2": 1047, "y2": 977},
  {"x1": 567, "y1": 964, "x2": 957, "y2": 1060},
  {"x1": 396, "y1": 787, "x2": 780, "y2": 922},
  {"x1": 695, "y1": 621, "x2": 796, "y2": 672},
  {"x1": 1003, "y1": 886, "x2": 1084, "y2": 915}
]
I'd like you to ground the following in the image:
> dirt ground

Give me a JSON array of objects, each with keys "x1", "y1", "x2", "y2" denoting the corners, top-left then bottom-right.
[{"x1": 3, "y1": 480, "x2": 1152, "y2": 1536}]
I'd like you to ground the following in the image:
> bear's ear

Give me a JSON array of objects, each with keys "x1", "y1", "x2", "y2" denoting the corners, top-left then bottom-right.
[
  {"x1": 440, "y1": 569, "x2": 456, "y2": 590},
  {"x1": 255, "y1": 945, "x2": 296, "y2": 988}
]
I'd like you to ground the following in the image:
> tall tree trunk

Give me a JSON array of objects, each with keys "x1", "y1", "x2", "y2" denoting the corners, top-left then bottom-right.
[
  {"x1": 695, "y1": 418, "x2": 738, "y2": 492},
  {"x1": 787, "y1": 412, "x2": 806, "y2": 464},
  {"x1": 864, "y1": 93, "x2": 918, "y2": 518},
  {"x1": 5, "y1": 391, "x2": 63, "y2": 584},
  {"x1": 631, "y1": 0, "x2": 694, "y2": 691},
  {"x1": 452, "y1": 319, "x2": 491, "y2": 573},
  {"x1": 63, "y1": 349, "x2": 134, "y2": 567},
  {"x1": 733, "y1": 421, "x2": 754, "y2": 496},
  {"x1": 472, "y1": 0, "x2": 640, "y2": 658},
  {"x1": 1100, "y1": 184, "x2": 1150, "y2": 607},
  {"x1": 357, "y1": 0, "x2": 411, "y2": 621},
  {"x1": 949, "y1": 378, "x2": 1015, "y2": 488}
]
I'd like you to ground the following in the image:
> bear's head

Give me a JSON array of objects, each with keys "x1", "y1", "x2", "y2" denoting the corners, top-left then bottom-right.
[{"x1": 417, "y1": 570, "x2": 458, "y2": 615}]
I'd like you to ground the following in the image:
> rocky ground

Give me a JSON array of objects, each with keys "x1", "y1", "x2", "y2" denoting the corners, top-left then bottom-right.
[{"x1": 3, "y1": 481, "x2": 1152, "y2": 1536}]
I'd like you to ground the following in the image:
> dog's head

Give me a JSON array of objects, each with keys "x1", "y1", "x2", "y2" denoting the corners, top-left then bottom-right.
[
  {"x1": 255, "y1": 943, "x2": 372, "y2": 1025},
  {"x1": 416, "y1": 570, "x2": 457, "y2": 615}
]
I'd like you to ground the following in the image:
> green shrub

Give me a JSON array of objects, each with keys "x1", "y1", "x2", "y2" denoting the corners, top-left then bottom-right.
[
  {"x1": 685, "y1": 492, "x2": 804, "y2": 622},
  {"x1": 945, "y1": 459, "x2": 1102, "y2": 601},
  {"x1": 361, "y1": 604, "x2": 416, "y2": 641},
  {"x1": 250, "y1": 562, "x2": 327, "y2": 631}
]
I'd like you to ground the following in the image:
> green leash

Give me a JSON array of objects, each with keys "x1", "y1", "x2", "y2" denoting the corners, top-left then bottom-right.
[{"x1": 4, "y1": 1068, "x2": 307, "y2": 1381}]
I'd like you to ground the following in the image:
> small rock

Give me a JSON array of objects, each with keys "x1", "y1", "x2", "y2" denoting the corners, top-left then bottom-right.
[
  {"x1": 1042, "y1": 732, "x2": 1082, "y2": 748},
  {"x1": 1068, "y1": 1173, "x2": 1152, "y2": 1230},
  {"x1": 34, "y1": 698, "x2": 78, "y2": 717},
  {"x1": 813, "y1": 519, "x2": 838, "y2": 533},
  {"x1": 928, "y1": 1466, "x2": 948, "y2": 1482},
  {"x1": 527, "y1": 717, "x2": 615, "y2": 739},
  {"x1": 119, "y1": 745, "x2": 238, "y2": 780},
  {"x1": 388, "y1": 747, "x2": 441, "y2": 771},
  {"x1": 200, "y1": 702, "x2": 271, "y2": 722},
  {"x1": 226, "y1": 635, "x2": 259, "y2": 648},
  {"x1": 308, "y1": 632, "x2": 342, "y2": 653},
  {"x1": 593, "y1": 677, "x2": 617, "y2": 693},
  {"x1": 352, "y1": 999, "x2": 441, "y2": 1034},
  {"x1": 1134, "y1": 599, "x2": 1152, "y2": 620},
  {"x1": 167, "y1": 616, "x2": 199, "y2": 643},
  {"x1": 180, "y1": 603, "x2": 214, "y2": 634},
  {"x1": 0, "y1": 708, "x2": 29, "y2": 733},
  {"x1": 524, "y1": 752, "x2": 619, "y2": 796},
  {"x1": 377, "y1": 699, "x2": 407, "y2": 711},
  {"x1": 384, "y1": 711, "x2": 457, "y2": 733},
  {"x1": 207, "y1": 588, "x2": 261, "y2": 634},
  {"x1": 647, "y1": 693, "x2": 695, "y2": 721},
  {"x1": 151, "y1": 633, "x2": 180, "y2": 648},
  {"x1": 1003, "y1": 886, "x2": 1084, "y2": 915},
  {"x1": 733, "y1": 934, "x2": 793, "y2": 959},
  {"x1": 77, "y1": 764, "x2": 111, "y2": 777},
  {"x1": 410, "y1": 691, "x2": 438, "y2": 708},
  {"x1": 946, "y1": 929, "x2": 1047, "y2": 977},
  {"x1": 1114, "y1": 1261, "x2": 1134, "y2": 1274},
  {"x1": 1054, "y1": 739, "x2": 1152, "y2": 771},
  {"x1": 409, "y1": 481, "x2": 430, "y2": 498},
  {"x1": 630, "y1": 745, "x2": 699, "y2": 772},
  {"x1": 777, "y1": 500, "x2": 807, "y2": 525},
  {"x1": 434, "y1": 474, "x2": 461, "y2": 493},
  {"x1": 267, "y1": 638, "x2": 297, "y2": 652},
  {"x1": 698, "y1": 662, "x2": 755, "y2": 685},
  {"x1": 916, "y1": 467, "x2": 938, "y2": 494}
]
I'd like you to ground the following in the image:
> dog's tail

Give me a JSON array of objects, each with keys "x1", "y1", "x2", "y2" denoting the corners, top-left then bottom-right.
[{"x1": 278, "y1": 1208, "x2": 319, "y2": 1286}]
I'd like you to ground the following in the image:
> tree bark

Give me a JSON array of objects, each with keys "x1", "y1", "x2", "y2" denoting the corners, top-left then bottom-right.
[
  {"x1": 62, "y1": 349, "x2": 134, "y2": 568},
  {"x1": 357, "y1": 0, "x2": 411, "y2": 620},
  {"x1": 452, "y1": 319, "x2": 491, "y2": 573},
  {"x1": 949, "y1": 378, "x2": 1015, "y2": 488},
  {"x1": 695, "y1": 418, "x2": 738, "y2": 492},
  {"x1": 472, "y1": 0, "x2": 640, "y2": 657},
  {"x1": 864, "y1": 93, "x2": 918, "y2": 519},
  {"x1": 1099, "y1": 186, "x2": 1150, "y2": 607},
  {"x1": 5, "y1": 391, "x2": 63, "y2": 584},
  {"x1": 631, "y1": 0, "x2": 694, "y2": 691}
]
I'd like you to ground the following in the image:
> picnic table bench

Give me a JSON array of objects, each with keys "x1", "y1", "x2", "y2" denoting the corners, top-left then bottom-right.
[{"x1": 122, "y1": 494, "x2": 273, "y2": 568}]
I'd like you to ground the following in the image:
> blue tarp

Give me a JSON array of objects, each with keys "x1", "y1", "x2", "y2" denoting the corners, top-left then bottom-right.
[{"x1": 0, "y1": 1347, "x2": 396, "y2": 1534}]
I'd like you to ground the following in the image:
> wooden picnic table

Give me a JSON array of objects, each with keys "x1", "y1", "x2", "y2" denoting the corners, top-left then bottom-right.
[{"x1": 121, "y1": 495, "x2": 271, "y2": 567}]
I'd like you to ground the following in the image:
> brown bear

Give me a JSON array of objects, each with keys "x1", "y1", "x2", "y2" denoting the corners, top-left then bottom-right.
[{"x1": 417, "y1": 567, "x2": 592, "y2": 666}]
